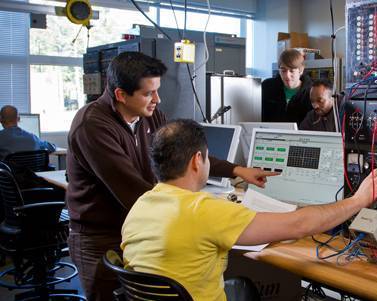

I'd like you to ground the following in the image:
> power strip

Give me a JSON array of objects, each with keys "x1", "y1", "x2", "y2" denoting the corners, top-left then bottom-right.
[{"x1": 349, "y1": 208, "x2": 377, "y2": 245}]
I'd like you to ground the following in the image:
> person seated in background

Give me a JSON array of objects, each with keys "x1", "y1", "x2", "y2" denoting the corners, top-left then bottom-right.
[
  {"x1": 121, "y1": 119, "x2": 377, "y2": 301},
  {"x1": 299, "y1": 79, "x2": 340, "y2": 132},
  {"x1": 262, "y1": 49, "x2": 312, "y2": 124},
  {"x1": 0, "y1": 105, "x2": 56, "y2": 160}
]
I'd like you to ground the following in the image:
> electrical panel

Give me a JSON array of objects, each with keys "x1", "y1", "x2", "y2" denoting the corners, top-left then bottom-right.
[
  {"x1": 135, "y1": 24, "x2": 246, "y2": 76},
  {"x1": 344, "y1": 87, "x2": 377, "y2": 197},
  {"x1": 344, "y1": 0, "x2": 377, "y2": 199},
  {"x1": 346, "y1": 0, "x2": 377, "y2": 87},
  {"x1": 82, "y1": 38, "x2": 207, "y2": 121},
  {"x1": 83, "y1": 38, "x2": 152, "y2": 102}
]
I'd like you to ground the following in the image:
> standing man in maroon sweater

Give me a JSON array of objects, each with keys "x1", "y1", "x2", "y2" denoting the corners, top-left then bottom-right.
[{"x1": 66, "y1": 52, "x2": 277, "y2": 301}]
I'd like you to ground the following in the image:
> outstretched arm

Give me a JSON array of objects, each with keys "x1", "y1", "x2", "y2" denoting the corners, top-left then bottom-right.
[{"x1": 236, "y1": 169, "x2": 377, "y2": 246}]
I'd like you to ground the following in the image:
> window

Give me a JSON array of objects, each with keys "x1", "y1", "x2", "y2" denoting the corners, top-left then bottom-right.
[
  {"x1": 0, "y1": 9, "x2": 30, "y2": 112},
  {"x1": 30, "y1": 5, "x2": 157, "y2": 56},
  {"x1": 2, "y1": 1, "x2": 252, "y2": 132},
  {"x1": 160, "y1": 8, "x2": 241, "y2": 36},
  {"x1": 28, "y1": 4, "x2": 157, "y2": 132},
  {"x1": 30, "y1": 65, "x2": 84, "y2": 132},
  {"x1": 245, "y1": 19, "x2": 253, "y2": 74}
]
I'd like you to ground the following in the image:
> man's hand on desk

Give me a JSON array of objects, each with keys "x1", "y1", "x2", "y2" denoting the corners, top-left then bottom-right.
[{"x1": 233, "y1": 166, "x2": 280, "y2": 188}]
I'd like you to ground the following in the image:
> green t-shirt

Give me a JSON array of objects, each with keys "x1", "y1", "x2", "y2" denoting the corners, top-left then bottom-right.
[{"x1": 284, "y1": 86, "x2": 299, "y2": 103}]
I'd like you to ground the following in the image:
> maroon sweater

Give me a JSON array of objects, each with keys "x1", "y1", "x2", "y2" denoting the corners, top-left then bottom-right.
[{"x1": 67, "y1": 91, "x2": 236, "y2": 233}]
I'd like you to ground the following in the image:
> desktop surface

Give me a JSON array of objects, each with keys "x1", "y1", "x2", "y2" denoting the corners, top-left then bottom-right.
[
  {"x1": 245, "y1": 234, "x2": 377, "y2": 301},
  {"x1": 248, "y1": 129, "x2": 343, "y2": 206}
]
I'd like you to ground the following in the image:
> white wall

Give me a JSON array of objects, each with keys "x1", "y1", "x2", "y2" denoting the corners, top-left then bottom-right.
[
  {"x1": 252, "y1": 0, "x2": 346, "y2": 78},
  {"x1": 301, "y1": 0, "x2": 346, "y2": 59},
  {"x1": 252, "y1": 0, "x2": 289, "y2": 78},
  {"x1": 288, "y1": 0, "x2": 303, "y2": 32}
]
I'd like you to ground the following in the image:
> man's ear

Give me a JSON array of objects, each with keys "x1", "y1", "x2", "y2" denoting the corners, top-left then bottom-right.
[
  {"x1": 191, "y1": 151, "x2": 202, "y2": 172},
  {"x1": 114, "y1": 88, "x2": 127, "y2": 104}
]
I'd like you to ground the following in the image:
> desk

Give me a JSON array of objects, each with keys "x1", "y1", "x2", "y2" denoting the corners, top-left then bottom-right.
[
  {"x1": 51, "y1": 147, "x2": 67, "y2": 170},
  {"x1": 245, "y1": 234, "x2": 377, "y2": 300},
  {"x1": 36, "y1": 170, "x2": 68, "y2": 189}
]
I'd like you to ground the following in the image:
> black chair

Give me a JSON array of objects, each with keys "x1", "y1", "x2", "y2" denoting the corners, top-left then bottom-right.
[
  {"x1": 224, "y1": 277, "x2": 261, "y2": 301},
  {"x1": 103, "y1": 250, "x2": 193, "y2": 301},
  {"x1": 5, "y1": 150, "x2": 54, "y2": 172},
  {"x1": 0, "y1": 165, "x2": 85, "y2": 300}
]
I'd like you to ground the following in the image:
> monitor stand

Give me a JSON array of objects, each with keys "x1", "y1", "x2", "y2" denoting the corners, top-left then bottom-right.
[{"x1": 201, "y1": 184, "x2": 235, "y2": 195}]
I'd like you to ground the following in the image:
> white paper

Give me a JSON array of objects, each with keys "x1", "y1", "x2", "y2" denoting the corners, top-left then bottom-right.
[
  {"x1": 232, "y1": 188, "x2": 297, "y2": 252},
  {"x1": 232, "y1": 243, "x2": 269, "y2": 252},
  {"x1": 242, "y1": 188, "x2": 297, "y2": 213}
]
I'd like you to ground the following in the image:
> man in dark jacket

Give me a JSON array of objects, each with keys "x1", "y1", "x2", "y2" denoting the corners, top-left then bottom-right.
[
  {"x1": 66, "y1": 52, "x2": 277, "y2": 301},
  {"x1": 299, "y1": 79, "x2": 340, "y2": 132},
  {"x1": 262, "y1": 49, "x2": 312, "y2": 124}
]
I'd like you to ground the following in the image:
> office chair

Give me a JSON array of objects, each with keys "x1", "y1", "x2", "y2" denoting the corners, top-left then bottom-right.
[
  {"x1": 103, "y1": 250, "x2": 193, "y2": 301},
  {"x1": 0, "y1": 166, "x2": 85, "y2": 300},
  {"x1": 224, "y1": 277, "x2": 261, "y2": 301},
  {"x1": 5, "y1": 149, "x2": 54, "y2": 172}
]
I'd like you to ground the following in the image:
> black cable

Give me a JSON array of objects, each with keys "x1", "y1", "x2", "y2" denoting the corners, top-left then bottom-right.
[
  {"x1": 351, "y1": 80, "x2": 372, "y2": 189},
  {"x1": 167, "y1": 1, "x2": 208, "y2": 122},
  {"x1": 312, "y1": 232, "x2": 342, "y2": 253},
  {"x1": 335, "y1": 185, "x2": 344, "y2": 202},
  {"x1": 169, "y1": 0, "x2": 182, "y2": 39},
  {"x1": 329, "y1": 0, "x2": 335, "y2": 82},
  {"x1": 129, "y1": 0, "x2": 173, "y2": 41},
  {"x1": 186, "y1": 64, "x2": 208, "y2": 122},
  {"x1": 183, "y1": 0, "x2": 187, "y2": 39},
  {"x1": 86, "y1": 26, "x2": 91, "y2": 49},
  {"x1": 130, "y1": 0, "x2": 207, "y2": 122}
]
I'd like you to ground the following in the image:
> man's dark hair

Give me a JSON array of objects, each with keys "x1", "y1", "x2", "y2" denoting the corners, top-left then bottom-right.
[
  {"x1": 0, "y1": 105, "x2": 18, "y2": 123},
  {"x1": 312, "y1": 79, "x2": 333, "y2": 90},
  {"x1": 151, "y1": 119, "x2": 208, "y2": 182},
  {"x1": 107, "y1": 52, "x2": 167, "y2": 98}
]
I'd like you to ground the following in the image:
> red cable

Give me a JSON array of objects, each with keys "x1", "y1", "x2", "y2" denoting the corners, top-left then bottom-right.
[
  {"x1": 342, "y1": 113, "x2": 354, "y2": 193},
  {"x1": 350, "y1": 67, "x2": 376, "y2": 97},
  {"x1": 372, "y1": 122, "x2": 376, "y2": 202}
]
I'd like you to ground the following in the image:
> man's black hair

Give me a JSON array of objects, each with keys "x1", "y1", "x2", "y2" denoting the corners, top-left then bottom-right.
[
  {"x1": 151, "y1": 119, "x2": 208, "y2": 182},
  {"x1": 312, "y1": 78, "x2": 333, "y2": 90},
  {"x1": 107, "y1": 52, "x2": 167, "y2": 98}
]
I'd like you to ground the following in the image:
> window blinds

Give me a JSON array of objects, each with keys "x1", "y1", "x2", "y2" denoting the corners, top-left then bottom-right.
[{"x1": 0, "y1": 10, "x2": 30, "y2": 113}]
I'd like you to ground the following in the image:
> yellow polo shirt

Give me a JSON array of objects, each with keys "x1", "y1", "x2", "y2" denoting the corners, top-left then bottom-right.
[{"x1": 121, "y1": 183, "x2": 256, "y2": 301}]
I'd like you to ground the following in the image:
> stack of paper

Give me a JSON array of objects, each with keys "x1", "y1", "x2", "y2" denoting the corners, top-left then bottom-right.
[{"x1": 232, "y1": 188, "x2": 297, "y2": 252}]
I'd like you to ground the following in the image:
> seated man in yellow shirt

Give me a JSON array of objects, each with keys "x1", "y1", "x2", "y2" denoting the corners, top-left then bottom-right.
[{"x1": 121, "y1": 119, "x2": 377, "y2": 301}]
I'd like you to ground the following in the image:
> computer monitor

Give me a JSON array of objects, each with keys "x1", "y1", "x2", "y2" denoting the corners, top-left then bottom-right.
[
  {"x1": 247, "y1": 128, "x2": 343, "y2": 206},
  {"x1": 201, "y1": 123, "x2": 241, "y2": 190},
  {"x1": 237, "y1": 122, "x2": 298, "y2": 166},
  {"x1": 18, "y1": 113, "x2": 41, "y2": 138}
]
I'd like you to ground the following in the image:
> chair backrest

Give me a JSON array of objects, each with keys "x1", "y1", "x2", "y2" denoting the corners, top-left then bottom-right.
[
  {"x1": 103, "y1": 250, "x2": 193, "y2": 301},
  {"x1": 5, "y1": 150, "x2": 51, "y2": 172},
  {"x1": 0, "y1": 167, "x2": 25, "y2": 227},
  {"x1": 0, "y1": 162, "x2": 11, "y2": 223}
]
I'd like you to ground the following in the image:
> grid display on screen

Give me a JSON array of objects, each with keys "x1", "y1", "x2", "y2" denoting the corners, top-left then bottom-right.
[
  {"x1": 287, "y1": 146, "x2": 321, "y2": 169},
  {"x1": 247, "y1": 129, "x2": 343, "y2": 206}
]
